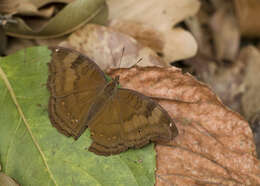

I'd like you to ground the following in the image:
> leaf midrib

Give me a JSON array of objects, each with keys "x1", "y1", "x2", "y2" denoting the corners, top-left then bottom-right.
[{"x1": 0, "y1": 66, "x2": 58, "y2": 185}]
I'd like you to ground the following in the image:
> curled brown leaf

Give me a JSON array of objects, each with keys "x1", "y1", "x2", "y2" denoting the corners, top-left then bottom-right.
[{"x1": 5, "y1": 0, "x2": 108, "y2": 39}]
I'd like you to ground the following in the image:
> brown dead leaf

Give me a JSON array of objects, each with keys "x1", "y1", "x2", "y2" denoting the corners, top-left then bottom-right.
[
  {"x1": 186, "y1": 54, "x2": 245, "y2": 114},
  {"x1": 235, "y1": 0, "x2": 260, "y2": 37},
  {"x1": 107, "y1": 0, "x2": 199, "y2": 63},
  {"x1": 60, "y1": 24, "x2": 168, "y2": 70},
  {"x1": 107, "y1": 66, "x2": 260, "y2": 185},
  {"x1": 182, "y1": 45, "x2": 260, "y2": 158}
]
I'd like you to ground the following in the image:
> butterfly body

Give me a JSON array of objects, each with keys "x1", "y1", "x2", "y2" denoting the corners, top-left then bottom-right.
[
  {"x1": 48, "y1": 47, "x2": 178, "y2": 156},
  {"x1": 83, "y1": 76, "x2": 119, "y2": 136}
]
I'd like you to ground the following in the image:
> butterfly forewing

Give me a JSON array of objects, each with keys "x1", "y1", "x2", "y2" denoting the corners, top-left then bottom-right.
[{"x1": 48, "y1": 47, "x2": 107, "y2": 139}]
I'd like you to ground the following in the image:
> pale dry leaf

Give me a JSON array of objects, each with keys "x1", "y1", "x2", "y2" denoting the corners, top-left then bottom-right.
[
  {"x1": 107, "y1": 0, "x2": 199, "y2": 63},
  {"x1": 19, "y1": 0, "x2": 74, "y2": 9},
  {"x1": 110, "y1": 20, "x2": 164, "y2": 55},
  {"x1": 241, "y1": 46, "x2": 260, "y2": 120},
  {"x1": 59, "y1": 24, "x2": 167, "y2": 70},
  {"x1": 210, "y1": 6, "x2": 240, "y2": 61},
  {"x1": 107, "y1": 66, "x2": 260, "y2": 185},
  {"x1": 185, "y1": 16, "x2": 213, "y2": 57},
  {"x1": 110, "y1": 20, "x2": 198, "y2": 64},
  {"x1": 107, "y1": 0, "x2": 200, "y2": 31},
  {"x1": 17, "y1": 3, "x2": 55, "y2": 18},
  {"x1": 162, "y1": 28, "x2": 198, "y2": 63},
  {"x1": 16, "y1": 0, "x2": 72, "y2": 17}
]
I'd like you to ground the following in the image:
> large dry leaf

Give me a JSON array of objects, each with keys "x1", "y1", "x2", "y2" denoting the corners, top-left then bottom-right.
[
  {"x1": 184, "y1": 45, "x2": 260, "y2": 158},
  {"x1": 60, "y1": 24, "x2": 168, "y2": 69},
  {"x1": 107, "y1": 66, "x2": 260, "y2": 185},
  {"x1": 107, "y1": 0, "x2": 200, "y2": 63}
]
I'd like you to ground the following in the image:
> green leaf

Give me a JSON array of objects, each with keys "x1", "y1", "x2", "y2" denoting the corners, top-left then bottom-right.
[
  {"x1": 0, "y1": 46, "x2": 155, "y2": 185},
  {"x1": 6, "y1": 0, "x2": 108, "y2": 39}
]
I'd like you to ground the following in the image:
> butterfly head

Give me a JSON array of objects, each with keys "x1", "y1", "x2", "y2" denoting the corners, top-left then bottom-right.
[
  {"x1": 114, "y1": 75, "x2": 120, "y2": 85},
  {"x1": 103, "y1": 76, "x2": 120, "y2": 96}
]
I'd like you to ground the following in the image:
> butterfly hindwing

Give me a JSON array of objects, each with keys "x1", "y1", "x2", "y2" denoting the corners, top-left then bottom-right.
[{"x1": 88, "y1": 88, "x2": 177, "y2": 156}]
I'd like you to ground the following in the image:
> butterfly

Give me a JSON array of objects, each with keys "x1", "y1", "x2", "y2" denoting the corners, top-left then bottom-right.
[{"x1": 47, "y1": 47, "x2": 178, "y2": 156}]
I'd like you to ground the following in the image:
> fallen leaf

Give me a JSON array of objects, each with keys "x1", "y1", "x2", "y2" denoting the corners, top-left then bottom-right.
[
  {"x1": 60, "y1": 24, "x2": 168, "y2": 69},
  {"x1": 0, "y1": 46, "x2": 157, "y2": 185},
  {"x1": 109, "y1": 20, "x2": 164, "y2": 55},
  {"x1": 108, "y1": 66, "x2": 260, "y2": 185},
  {"x1": 107, "y1": 0, "x2": 199, "y2": 63},
  {"x1": 107, "y1": 0, "x2": 200, "y2": 31},
  {"x1": 110, "y1": 20, "x2": 198, "y2": 64},
  {"x1": 17, "y1": 3, "x2": 55, "y2": 18}
]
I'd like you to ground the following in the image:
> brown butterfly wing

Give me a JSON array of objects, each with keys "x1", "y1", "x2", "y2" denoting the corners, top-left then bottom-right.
[
  {"x1": 48, "y1": 47, "x2": 107, "y2": 139},
  {"x1": 88, "y1": 88, "x2": 178, "y2": 156}
]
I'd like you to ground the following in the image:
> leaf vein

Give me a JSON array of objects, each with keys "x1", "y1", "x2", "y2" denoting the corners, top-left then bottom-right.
[
  {"x1": 5, "y1": 117, "x2": 22, "y2": 172},
  {"x1": 0, "y1": 66, "x2": 58, "y2": 185}
]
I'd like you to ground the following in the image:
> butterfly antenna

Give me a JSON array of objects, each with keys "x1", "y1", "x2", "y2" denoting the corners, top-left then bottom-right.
[{"x1": 119, "y1": 47, "x2": 125, "y2": 68}]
